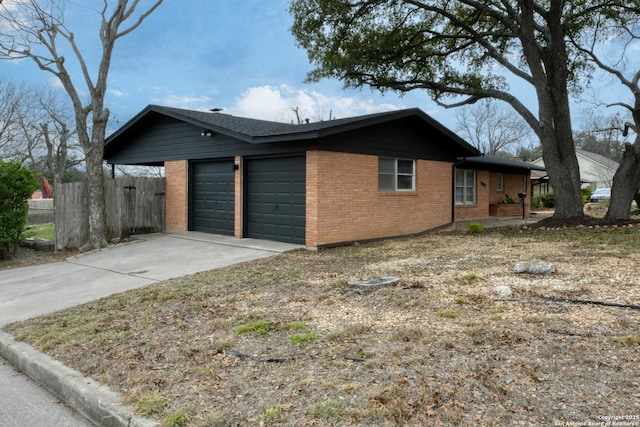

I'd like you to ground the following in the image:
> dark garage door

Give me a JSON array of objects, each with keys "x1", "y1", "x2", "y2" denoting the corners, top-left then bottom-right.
[
  {"x1": 245, "y1": 156, "x2": 305, "y2": 244},
  {"x1": 191, "y1": 160, "x2": 235, "y2": 235}
]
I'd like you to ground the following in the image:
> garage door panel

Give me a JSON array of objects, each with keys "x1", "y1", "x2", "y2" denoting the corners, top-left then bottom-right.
[
  {"x1": 246, "y1": 157, "x2": 305, "y2": 244},
  {"x1": 191, "y1": 161, "x2": 235, "y2": 235}
]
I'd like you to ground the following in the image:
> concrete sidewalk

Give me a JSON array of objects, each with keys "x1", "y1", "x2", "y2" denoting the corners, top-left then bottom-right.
[
  {"x1": 0, "y1": 233, "x2": 301, "y2": 426},
  {"x1": 455, "y1": 213, "x2": 550, "y2": 231}
]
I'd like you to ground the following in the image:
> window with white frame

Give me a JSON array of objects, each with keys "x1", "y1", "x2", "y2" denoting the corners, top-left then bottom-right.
[
  {"x1": 456, "y1": 169, "x2": 476, "y2": 205},
  {"x1": 497, "y1": 173, "x2": 504, "y2": 192},
  {"x1": 378, "y1": 158, "x2": 415, "y2": 191},
  {"x1": 539, "y1": 182, "x2": 549, "y2": 194}
]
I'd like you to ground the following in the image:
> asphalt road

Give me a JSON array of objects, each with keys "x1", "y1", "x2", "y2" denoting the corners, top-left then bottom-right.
[{"x1": 0, "y1": 357, "x2": 92, "y2": 427}]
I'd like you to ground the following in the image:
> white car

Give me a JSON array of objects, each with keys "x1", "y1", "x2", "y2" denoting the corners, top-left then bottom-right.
[{"x1": 590, "y1": 188, "x2": 611, "y2": 203}]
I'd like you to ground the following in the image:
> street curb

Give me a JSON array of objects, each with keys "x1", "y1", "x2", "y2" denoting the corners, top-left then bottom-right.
[{"x1": 0, "y1": 330, "x2": 157, "y2": 427}]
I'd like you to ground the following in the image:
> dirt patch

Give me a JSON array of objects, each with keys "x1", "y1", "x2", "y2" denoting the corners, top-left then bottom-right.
[
  {"x1": 0, "y1": 246, "x2": 73, "y2": 270},
  {"x1": 4, "y1": 224, "x2": 640, "y2": 426}
]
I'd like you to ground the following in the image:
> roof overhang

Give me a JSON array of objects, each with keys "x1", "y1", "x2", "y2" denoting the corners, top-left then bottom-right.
[
  {"x1": 457, "y1": 155, "x2": 546, "y2": 174},
  {"x1": 105, "y1": 104, "x2": 481, "y2": 162}
]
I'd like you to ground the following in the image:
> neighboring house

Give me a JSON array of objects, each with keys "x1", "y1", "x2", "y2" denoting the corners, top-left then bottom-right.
[
  {"x1": 531, "y1": 149, "x2": 619, "y2": 195},
  {"x1": 530, "y1": 169, "x2": 550, "y2": 198},
  {"x1": 104, "y1": 105, "x2": 543, "y2": 248}
]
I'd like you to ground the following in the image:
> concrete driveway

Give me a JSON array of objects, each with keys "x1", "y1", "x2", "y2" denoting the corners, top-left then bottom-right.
[
  {"x1": 0, "y1": 232, "x2": 300, "y2": 326},
  {"x1": 0, "y1": 232, "x2": 300, "y2": 426}
]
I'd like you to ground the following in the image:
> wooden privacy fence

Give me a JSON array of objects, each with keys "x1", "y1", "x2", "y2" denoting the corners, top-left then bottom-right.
[{"x1": 54, "y1": 177, "x2": 166, "y2": 250}]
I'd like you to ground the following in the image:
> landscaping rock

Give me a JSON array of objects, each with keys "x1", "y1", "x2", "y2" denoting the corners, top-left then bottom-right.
[
  {"x1": 347, "y1": 277, "x2": 400, "y2": 292},
  {"x1": 22, "y1": 238, "x2": 55, "y2": 253},
  {"x1": 494, "y1": 285, "x2": 513, "y2": 298},
  {"x1": 514, "y1": 260, "x2": 555, "y2": 275}
]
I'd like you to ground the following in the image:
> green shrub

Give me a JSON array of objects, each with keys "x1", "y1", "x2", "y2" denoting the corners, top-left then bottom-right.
[
  {"x1": 289, "y1": 332, "x2": 318, "y2": 344},
  {"x1": 466, "y1": 222, "x2": 484, "y2": 234},
  {"x1": 135, "y1": 392, "x2": 168, "y2": 416},
  {"x1": 260, "y1": 405, "x2": 287, "y2": 425},
  {"x1": 531, "y1": 195, "x2": 542, "y2": 209},
  {"x1": 0, "y1": 161, "x2": 39, "y2": 259},
  {"x1": 161, "y1": 410, "x2": 189, "y2": 427},
  {"x1": 502, "y1": 194, "x2": 516, "y2": 204},
  {"x1": 233, "y1": 320, "x2": 270, "y2": 335},
  {"x1": 283, "y1": 321, "x2": 308, "y2": 331},
  {"x1": 581, "y1": 188, "x2": 592, "y2": 205},
  {"x1": 534, "y1": 193, "x2": 556, "y2": 208}
]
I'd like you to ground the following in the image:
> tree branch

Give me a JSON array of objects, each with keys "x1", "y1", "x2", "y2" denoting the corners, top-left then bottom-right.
[
  {"x1": 403, "y1": 0, "x2": 535, "y2": 85},
  {"x1": 116, "y1": 0, "x2": 164, "y2": 39}
]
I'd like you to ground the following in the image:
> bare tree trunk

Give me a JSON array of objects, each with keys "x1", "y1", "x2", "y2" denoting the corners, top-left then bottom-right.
[
  {"x1": 78, "y1": 103, "x2": 110, "y2": 251},
  {"x1": 519, "y1": 1, "x2": 584, "y2": 220},
  {"x1": 0, "y1": 0, "x2": 164, "y2": 251},
  {"x1": 538, "y1": 102, "x2": 584, "y2": 219},
  {"x1": 82, "y1": 140, "x2": 108, "y2": 250},
  {"x1": 541, "y1": 140, "x2": 584, "y2": 218},
  {"x1": 606, "y1": 140, "x2": 640, "y2": 220}
]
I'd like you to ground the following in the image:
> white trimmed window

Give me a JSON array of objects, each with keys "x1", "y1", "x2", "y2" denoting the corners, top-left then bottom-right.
[
  {"x1": 497, "y1": 173, "x2": 504, "y2": 192},
  {"x1": 456, "y1": 169, "x2": 476, "y2": 205},
  {"x1": 378, "y1": 158, "x2": 415, "y2": 191}
]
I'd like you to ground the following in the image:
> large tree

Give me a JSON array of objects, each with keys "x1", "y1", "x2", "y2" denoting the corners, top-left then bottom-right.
[
  {"x1": 290, "y1": 0, "x2": 640, "y2": 219},
  {"x1": 0, "y1": 0, "x2": 163, "y2": 250},
  {"x1": 569, "y1": 9, "x2": 640, "y2": 220}
]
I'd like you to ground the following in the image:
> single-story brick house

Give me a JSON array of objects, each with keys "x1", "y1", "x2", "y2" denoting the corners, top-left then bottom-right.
[{"x1": 104, "y1": 105, "x2": 543, "y2": 248}]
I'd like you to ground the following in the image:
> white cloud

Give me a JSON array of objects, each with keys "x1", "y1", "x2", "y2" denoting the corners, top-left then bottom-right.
[
  {"x1": 628, "y1": 40, "x2": 640, "y2": 52},
  {"x1": 46, "y1": 76, "x2": 90, "y2": 100},
  {"x1": 47, "y1": 77, "x2": 64, "y2": 90},
  {"x1": 0, "y1": 1, "x2": 39, "y2": 42},
  {"x1": 109, "y1": 89, "x2": 127, "y2": 98},
  {"x1": 227, "y1": 84, "x2": 404, "y2": 123},
  {"x1": 150, "y1": 92, "x2": 214, "y2": 110}
]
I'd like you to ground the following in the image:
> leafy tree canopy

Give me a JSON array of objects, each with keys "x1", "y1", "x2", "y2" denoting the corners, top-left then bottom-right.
[{"x1": 291, "y1": 0, "x2": 637, "y2": 134}]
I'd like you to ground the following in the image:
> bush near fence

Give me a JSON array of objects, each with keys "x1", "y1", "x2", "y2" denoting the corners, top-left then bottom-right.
[{"x1": 54, "y1": 177, "x2": 166, "y2": 250}]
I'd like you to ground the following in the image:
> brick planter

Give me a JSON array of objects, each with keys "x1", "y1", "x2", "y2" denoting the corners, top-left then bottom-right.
[{"x1": 490, "y1": 203, "x2": 524, "y2": 217}]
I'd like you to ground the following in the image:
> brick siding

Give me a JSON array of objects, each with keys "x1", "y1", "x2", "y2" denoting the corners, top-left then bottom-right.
[
  {"x1": 490, "y1": 172, "x2": 531, "y2": 217},
  {"x1": 456, "y1": 170, "x2": 531, "y2": 220},
  {"x1": 165, "y1": 160, "x2": 188, "y2": 232},
  {"x1": 455, "y1": 170, "x2": 490, "y2": 220},
  {"x1": 234, "y1": 156, "x2": 243, "y2": 238},
  {"x1": 306, "y1": 151, "x2": 453, "y2": 248},
  {"x1": 164, "y1": 154, "x2": 530, "y2": 247}
]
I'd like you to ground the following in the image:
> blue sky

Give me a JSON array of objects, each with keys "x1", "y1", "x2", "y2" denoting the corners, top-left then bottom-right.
[
  {"x1": 0, "y1": 0, "x2": 440, "y2": 131},
  {"x1": 0, "y1": 0, "x2": 637, "y2": 136}
]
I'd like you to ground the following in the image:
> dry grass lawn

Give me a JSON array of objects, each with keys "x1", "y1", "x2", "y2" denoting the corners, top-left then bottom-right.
[{"x1": 5, "y1": 222, "x2": 640, "y2": 426}]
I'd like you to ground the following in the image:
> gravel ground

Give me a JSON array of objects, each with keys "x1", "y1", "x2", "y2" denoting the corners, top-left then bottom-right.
[{"x1": 5, "y1": 221, "x2": 640, "y2": 426}]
